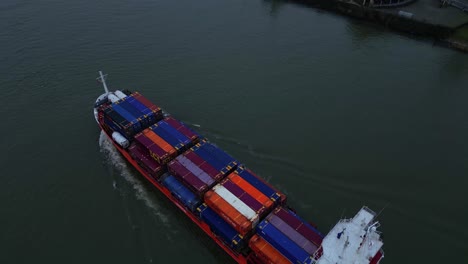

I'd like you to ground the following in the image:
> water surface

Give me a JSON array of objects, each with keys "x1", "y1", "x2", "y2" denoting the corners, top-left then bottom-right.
[{"x1": 1, "y1": 0, "x2": 467, "y2": 263}]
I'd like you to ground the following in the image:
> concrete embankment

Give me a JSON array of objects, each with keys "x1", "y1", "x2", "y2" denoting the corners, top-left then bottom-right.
[{"x1": 284, "y1": 0, "x2": 468, "y2": 52}]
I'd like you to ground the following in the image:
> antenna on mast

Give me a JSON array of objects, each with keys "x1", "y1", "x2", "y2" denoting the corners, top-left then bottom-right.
[{"x1": 97, "y1": 71, "x2": 109, "y2": 94}]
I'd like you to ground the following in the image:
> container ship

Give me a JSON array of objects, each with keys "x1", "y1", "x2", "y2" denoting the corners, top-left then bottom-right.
[{"x1": 93, "y1": 71, "x2": 384, "y2": 264}]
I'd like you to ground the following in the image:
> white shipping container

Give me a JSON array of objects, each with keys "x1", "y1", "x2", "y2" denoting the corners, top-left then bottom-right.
[
  {"x1": 213, "y1": 185, "x2": 258, "y2": 221},
  {"x1": 107, "y1": 93, "x2": 120, "y2": 103},
  {"x1": 115, "y1": 90, "x2": 128, "y2": 99}
]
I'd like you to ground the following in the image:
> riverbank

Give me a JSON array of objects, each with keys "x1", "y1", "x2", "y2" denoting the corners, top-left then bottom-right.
[{"x1": 281, "y1": 0, "x2": 468, "y2": 52}]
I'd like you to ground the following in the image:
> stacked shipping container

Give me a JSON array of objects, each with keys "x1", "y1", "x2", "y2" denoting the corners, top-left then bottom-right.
[
  {"x1": 197, "y1": 203, "x2": 245, "y2": 251},
  {"x1": 203, "y1": 166, "x2": 286, "y2": 238},
  {"x1": 100, "y1": 92, "x2": 163, "y2": 138},
  {"x1": 98, "y1": 91, "x2": 327, "y2": 263},
  {"x1": 128, "y1": 143, "x2": 164, "y2": 178},
  {"x1": 250, "y1": 207, "x2": 324, "y2": 264},
  {"x1": 168, "y1": 141, "x2": 238, "y2": 196},
  {"x1": 249, "y1": 235, "x2": 291, "y2": 264},
  {"x1": 134, "y1": 131, "x2": 176, "y2": 164},
  {"x1": 162, "y1": 175, "x2": 201, "y2": 212},
  {"x1": 99, "y1": 93, "x2": 161, "y2": 136},
  {"x1": 235, "y1": 167, "x2": 286, "y2": 205},
  {"x1": 132, "y1": 119, "x2": 199, "y2": 165}
]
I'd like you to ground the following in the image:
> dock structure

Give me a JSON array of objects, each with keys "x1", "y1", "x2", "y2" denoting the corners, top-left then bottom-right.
[
  {"x1": 380, "y1": 0, "x2": 468, "y2": 28},
  {"x1": 440, "y1": 0, "x2": 468, "y2": 12},
  {"x1": 282, "y1": 0, "x2": 468, "y2": 51},
  {"x1": 368, "y1": 0, "x2": 417, "y2": 8}
]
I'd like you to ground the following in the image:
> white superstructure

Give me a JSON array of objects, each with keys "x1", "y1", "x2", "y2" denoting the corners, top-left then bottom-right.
[{"x1": 314, "y1": 207, "x2": 384, "y2": 264}]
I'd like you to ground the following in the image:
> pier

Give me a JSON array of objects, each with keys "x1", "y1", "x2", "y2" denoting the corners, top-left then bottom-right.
[{"x1": 281, "y1": 0, "x2": 468, "y2": 51}]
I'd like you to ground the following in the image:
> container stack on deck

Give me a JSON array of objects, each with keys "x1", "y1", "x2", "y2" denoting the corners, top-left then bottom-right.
[
  {"x1": 252, "y1": 207, "x2": 324, "y2": 263},
  {"x1": 167, "y1": 141, "x2": 238, "y2": 197},
  {"x1": 99, "y1": 91, "x2": 163, "y2": 138},
  {"x1": 97, "y1": 91, "x2": 325, "y2": 263}
]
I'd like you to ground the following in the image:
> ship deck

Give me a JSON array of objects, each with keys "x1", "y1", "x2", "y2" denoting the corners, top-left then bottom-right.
[{"x1": 316, "y1": 207, "x2": 383, "y2": 264}]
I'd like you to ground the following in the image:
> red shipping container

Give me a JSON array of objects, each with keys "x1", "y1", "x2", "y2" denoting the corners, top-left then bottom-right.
[
  {"x1": 228, "y1": 173, "x2": 274, "y2": 209},
  {"x1": 134, "y1": 133, "x2": 171, "y2": 164},
  {"x1": 204, "y1": 190, "x2": 253, "y2": 236},
  {"x1": 168, "y1": 160, "x2": 207, "y2": 195},
  {"x1": 249, "y1": 235, "x2": 291, "y2": 264},
  {"x1": 164, "y1": 117, "x2": 199, "y2": 142},
  {"x1": 184, "y1": 151, "x2": 223, "y2": 181},
  {"x1": 131, "y1": 92, "x2": 163, "y2": 122},
  {"x1": 128, "y1": 143, "x2": 163, "y2": 177},
  {"x1": 273, "y1": 207, "x2": 323, "y2": 247}
]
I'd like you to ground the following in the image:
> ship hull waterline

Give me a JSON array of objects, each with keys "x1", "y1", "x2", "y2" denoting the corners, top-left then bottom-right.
[{"x1": 97, "y1": 122, "x2": 249, "y2": 264}]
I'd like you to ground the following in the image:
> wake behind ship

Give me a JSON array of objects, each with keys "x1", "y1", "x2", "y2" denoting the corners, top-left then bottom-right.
[{"x1": 93, "y1": 71, "x2": 384, "y2": 264}]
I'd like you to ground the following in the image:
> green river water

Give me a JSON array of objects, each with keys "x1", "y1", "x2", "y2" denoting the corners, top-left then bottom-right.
[{"x1": 1, "y1": 0, "x2": 467, "y2": 263}]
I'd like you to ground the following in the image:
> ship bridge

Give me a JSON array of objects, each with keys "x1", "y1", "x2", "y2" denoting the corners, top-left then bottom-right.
[{"x1": 314, "y1": 207, "x2": 384, "y2": 264}]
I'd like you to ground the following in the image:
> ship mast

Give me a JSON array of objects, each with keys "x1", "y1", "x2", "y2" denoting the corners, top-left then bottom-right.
[{"x1": 97, "y1": 71, "x2": 109, "y2": 94}]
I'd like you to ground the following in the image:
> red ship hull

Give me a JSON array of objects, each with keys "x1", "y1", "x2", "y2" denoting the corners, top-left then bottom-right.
[{"x1": 98, "y1": 123, "x2": 249, "y2": 264}]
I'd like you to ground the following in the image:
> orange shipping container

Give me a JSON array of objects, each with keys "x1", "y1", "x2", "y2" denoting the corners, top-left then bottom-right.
[
  {"x1": 204, "y1": 190, "x2": 252, "y2": 236},
  {"x1": 143, "y1": 129, "x2": 176, "y2": 156},
  {"x1": 228, "y1": 173, "x2": 274, "y2": 209},
  {"x1": 249, "y1": 234, "x2": 291, "y2": 264}
]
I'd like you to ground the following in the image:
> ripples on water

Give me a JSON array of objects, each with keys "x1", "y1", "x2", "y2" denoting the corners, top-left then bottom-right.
[{"x1": 98, "y1": 131, "x2": 172, "y2": 229}]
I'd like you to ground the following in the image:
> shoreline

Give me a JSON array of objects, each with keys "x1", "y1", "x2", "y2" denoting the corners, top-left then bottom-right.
[{"x1": 281, "y1": 0, "x2": 468, "y2": 52}]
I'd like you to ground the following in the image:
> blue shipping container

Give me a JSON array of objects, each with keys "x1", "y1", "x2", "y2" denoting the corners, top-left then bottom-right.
[
  {"x1": 112, "y1": 104, "x2": 142, "y2": 131},
  {"x1": 151, "y1": 125, "x2": 184, "y2": 150},
  {"x1": 257, "y1": 220, "x2": 314, "y2": 264},
  {"x1": 176, "y1": 156, "x2": 214, "y2": 186},
  {"x1": 126, "y1": 97, "x2": 157, "y2": 124},
  {"x1": 158, "y1": 120, "x2": 191, "y2": 145},
  {"x1": 104, "y1": 117, "x2": 127, "y2": 137},
  {"x1": 192, "y1": 146, "x2": 225, "y2": 172},
  {"x1": 192, "y1": 142, "x2": 237, "y2": 174},
  {"x1": 112, "y1": 103, "x2": 137, "y2": 123},
  {"x1": 126, "y1": 96, "x2": 152, "y2": 115},
  {"x1": 286, "y1": 209, "x2": 324, "y2": 238},
  {"x1": 236, "y1": 167, "x2": 282, "y2": 204},
  {"x1": 197, "y1": 204, "x2": 245, "y2": 251},
  {"x1": 119, "y1": 100, "x2": 148, "y2": 127},
  {"x1": 162, "y1": 175, "x2": 201, "y2": 212},
  {"x1": 201, "y1": 143, "x2": 238, "y2": 168},
  {"x1": 119, "y1": 100, "x2": 143, "y2": 120}
]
